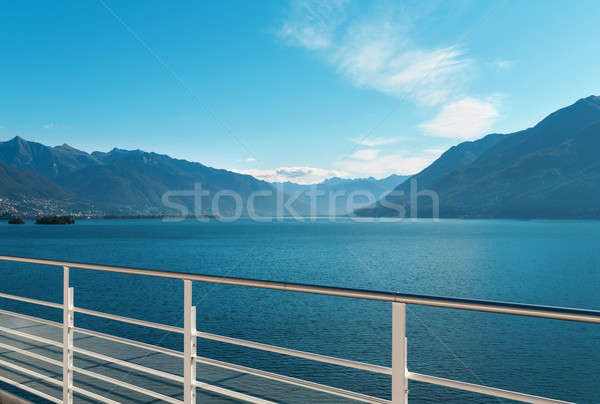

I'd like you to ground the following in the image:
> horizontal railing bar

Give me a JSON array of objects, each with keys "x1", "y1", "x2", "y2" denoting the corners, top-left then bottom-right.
[
  {"x1": 194, "y1": 354, "x2": 391, "y2": 404},
  {"x1": 194, "y1": 380, "x2": 277, "y2": 404},
  {"x1": 0, "y1": 325, "x2": 62, "y2": 348},
  {"x1": 0, "y1": 373, "x2": 61, "y2": 404},
  {"x1": 407, "y1": 371, "x2": 573, "y2": 404},
  {"x1": 1, "y1": 255, "x2": 599, "y2": 323},
  {"x1": 73, "y1": 306, "x2": 183, "y2": 334},
  {"x1": 0, "y1": 308, "x2": 62, "y2": 328},
  {"x1": 72, "y1": 386, "x2": 121, "y2": 404},
  {"x1": 0, "y1": 357, "x2": 62, "y2": 387},
  {"x1": 73, "y1": 366, "x2": 183, "y2": 404},
  {"x1": 0, "y1": 341, "x2": 62, "y2": 368},
  {"x1": 195, "y1": 330, "x2": 391, "y2": 375},
  {"x1": 74, "y1": 349, "x2": 276, "y2": 404},
  {"x1": 73, "y1": 326, "x2": 183, "y2": 358},
  {"x1": 0, "y1": 292, "x2": 62, "y2": 309},
  {"x1": 73, "y1": 346, "x2": 183, "y2": 383}
]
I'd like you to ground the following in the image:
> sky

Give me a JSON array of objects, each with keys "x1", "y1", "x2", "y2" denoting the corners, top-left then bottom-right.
[{"x1": 0, "y1": 0, "x2": 599, "y2": 184}]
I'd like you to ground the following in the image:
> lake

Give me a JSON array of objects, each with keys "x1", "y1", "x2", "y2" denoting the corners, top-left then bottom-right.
[{"x1": 1, "y1": 219, "x2": 599, "y2": 403}]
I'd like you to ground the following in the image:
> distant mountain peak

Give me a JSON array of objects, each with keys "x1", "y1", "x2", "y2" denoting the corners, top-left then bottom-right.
[
  {"x1": 357, "y1": 94, "x2": 600, "y2": 219},
  {"x1": 108, "y1": 148, "x2": 146, "y2": 156},
  {"x1": 54, "y1": 143, "x2": 79, "y2": 152},
  {"x1": 5, "y1": 136, "x2": 31, "y2": 153},
  {"x1": 319, "y1": 177, "x2": 347, "y2": 185},
  {"x1": 577, "y1": 95, "x2": 600, "y2": 105},
  {"x1": 319, "y1": 175, "x2": 387, "y2": 186},
  {"x1": 7, "y1": 135, "x2": 26, "y2": 146},
  {"x1": 532, "y1": 95, "x2": 600, "y2": 134},
  {"x1": 0, "y1": 136, "x2": 100, "y2": 179}
]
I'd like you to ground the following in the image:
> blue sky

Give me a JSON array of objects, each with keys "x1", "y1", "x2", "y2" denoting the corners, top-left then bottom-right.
[{"x1": 0, "y1": 0, "x2": 599, "y2": 183}]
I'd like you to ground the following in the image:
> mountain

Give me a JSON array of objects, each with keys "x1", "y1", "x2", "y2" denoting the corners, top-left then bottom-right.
[
  {"x1": 274, "y1": 174, "x2": 409, "y2": 215},
  {"x1": 0, "y1": 136, "x2": 99, "y2": 179},
  {"x1": 356, "y1": 95, "x2": 600, "y2": 218},
  {"x1": 0, "y1": 160, "x2": 73, "y2": 200},
  {"x1": 354, "y1": 134, "x2": 506, "y2": 217},
  {"x1": 0, "y1": 161, "x2": 94, "y2": 217},
  {"x1": 5, "y1": 94, "x2": 600, "y2": 219},
  {"x1": 57, "y1": 149, "x2": 290, "y2": 216},
  {"x1": 0, "y1": 138, "x2": 299, "y2": 216},
  {"x1": 406, "y1": 133, "x2": 506, "y2": 191}
]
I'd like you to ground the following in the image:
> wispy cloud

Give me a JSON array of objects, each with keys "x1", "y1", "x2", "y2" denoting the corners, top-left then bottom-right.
[
  {"x1": 420, "y1": 97, "x2": 499, "y2": 139},
  {"x1": 352, "y1": 136, "x2": 403, "y2": 147},
  {"x1": 349, "y1": 148, "x2": 380, "y2": 160},
  {"x1": 279, "y1": 1, "x2": 472, "y2": 106},
  {"x1": 236, "y1": 147, "x2": 439, "y2": 184},
  {"x1": 335, "y1": 151, "x2": 435, "y2": 177},
  {"x1": 334, "y1": 41, "x2": 471, "y2": 106},
  {"x1": 280, "y1": 1, "x2": 505, "y2": 141},
  {"x1": 42, "y1": 122, "x2": 54, "y2": 129},
  {"x1": 234, "y1": 166, "x2": 348, "y2": 184},
  {"x1": 490, "y1": 58, "x2": 516, "y2": 71},
  {"x1": 279, "y1": 0, "x2": 348, "y2": 50},
  {"x1": 245, "y1": 157, "x2": 257, "y2": 162}
]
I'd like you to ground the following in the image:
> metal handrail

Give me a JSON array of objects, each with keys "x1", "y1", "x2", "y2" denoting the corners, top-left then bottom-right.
[
  {"x1": 194, "y1": 329, "x2": 392, "y2": 375},
  {"x1": 1, "y1": 254, "x2": 599, "y2": 323},
  {"x1": 0, "y1": 254, "x2": 597, "y2": 404}
]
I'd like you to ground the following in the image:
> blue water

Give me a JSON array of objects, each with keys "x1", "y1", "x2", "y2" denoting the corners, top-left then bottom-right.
[{"x1": 1, "y1": 219, "x2": 599, "y2": 403}]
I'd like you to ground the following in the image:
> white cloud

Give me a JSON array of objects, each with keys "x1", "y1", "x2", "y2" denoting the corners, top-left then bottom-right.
[
  {"x1": 233, "y1": 166, "x2": 349, "y2": 184},
  {"x1": 419, "y1": 97, "x2": 499, "y2": 139},
  {"x1": 336, "y1": 146, "x2": 439, "y2": 178},
  {"x1": 334, "y1": 40, "x2": 471, "y2": 106},
  {"x1": 279, "y1": 2, "x2": 472, "y2": 106},
  {"x1": 246, "y1": 157, "x2": 257, "y2": 162},
  {"x1": 43, "y1": 122, "x2": 54, "y2": 129},
  {"x1": 490, "y1": 58, "x2": 515, "y2": 71},
  {"x1": 349, "y1": 149, "x2": 379, "y2": 160},
  {"x1": 279, "y1": 0, "x2": 348, "y2": 50},
  {"x1": 335, "y1": 152, "x2": 435, "y2": 177},
  {"x1": 235, "y1": 153, "x2": 433, "y2": 184},
  {"x1": 352, "y1": 136, "x2": 403, "y2": 146},
  {"x1": 233, "y1": 148, "x2": 440, "y2": 184}
]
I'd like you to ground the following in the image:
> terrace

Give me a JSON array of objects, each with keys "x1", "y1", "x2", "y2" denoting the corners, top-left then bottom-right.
[{"x1": 0, "y1": 255, "x2": 598, "y2": 404}]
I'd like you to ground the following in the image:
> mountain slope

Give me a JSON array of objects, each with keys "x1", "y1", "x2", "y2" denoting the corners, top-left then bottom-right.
[
  {"x1": 0, "y1": 138, "x2": 302, "y2": 216},
  {"x1": 357, "y1": 95, "x2": 600, "y2": 218},
  {"x1": 57, "y1": 149, "x2": 297, "y2": 216},
  {"x1": 0, "y1": 136, "x2": 100, "y2": 179},
  {"x1": 430, "y1": 96, "x2": 600, "y2": 218},
  {"x1": 0, "y1": 160, "x2": 74, "y2": 200},
  {"x1": 354, "y1": 133, "x2": 506, "y2": 216}
]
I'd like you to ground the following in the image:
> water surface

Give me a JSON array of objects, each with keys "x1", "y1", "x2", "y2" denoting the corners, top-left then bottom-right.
[{"x1": 1, "y1": 219, "x2": 599, "y2": 403}]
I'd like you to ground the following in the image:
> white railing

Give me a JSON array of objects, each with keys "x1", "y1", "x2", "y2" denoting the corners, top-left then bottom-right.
[{"x1": 0, "y1": 255, "x2": 599, "y2": 404}]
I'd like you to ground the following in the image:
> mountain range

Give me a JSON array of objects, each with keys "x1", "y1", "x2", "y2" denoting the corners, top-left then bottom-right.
[
  {"x1": 356, "y1": 95, "x2": 600, "y2": 218},
  {"x1": 274, "y1": 175, "x2": 408, "y2": 215},
  {"x1": 2, "y1": 95, "x2": 600, "y2": 219},
  {"x1": 0, "y1": 137, "x2": 403, "y2": 217},
  {"x1": 0, "y1": 137, "x2": 298, "y2": 216}
]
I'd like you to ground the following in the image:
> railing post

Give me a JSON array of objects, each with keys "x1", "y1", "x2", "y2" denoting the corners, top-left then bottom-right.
[
  {"x1": 183, "y1": 280, "x2": 197, "y2": 404},
  {"x1": 392, "y1": 302, "x2": 408, "y2": 404},
  {"x1": 62, "y1": 266, "x2": 74, "y2": 404}
]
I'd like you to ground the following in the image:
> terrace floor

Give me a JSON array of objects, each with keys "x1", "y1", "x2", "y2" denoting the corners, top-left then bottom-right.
[{"x1": 0, "y1": 311, "x2": 372, "y2": 404}]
